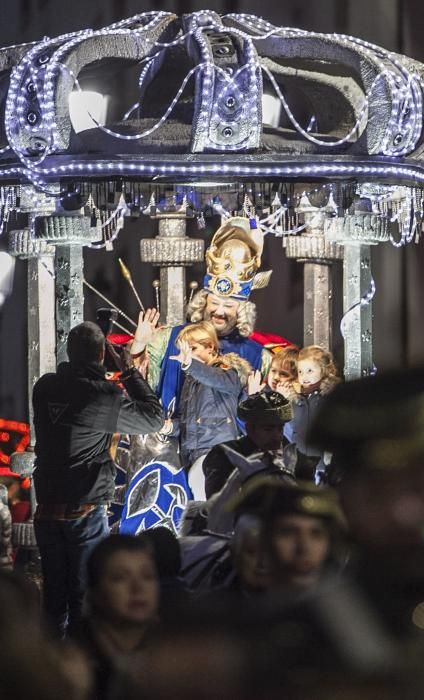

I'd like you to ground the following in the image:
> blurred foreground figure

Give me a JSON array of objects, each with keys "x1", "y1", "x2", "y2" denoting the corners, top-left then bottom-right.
[
  {"x1": 0, "y1": 571, "x2": 91, "y2": 700},
  {"x1": 260, "y1": 481, "x2": 344, "y2": 592},
  {"x1": 229, "y1": 513, "x2": 272, "y2": 596},
  {"x1": 218, "y1": 478, "x2": 401, "y2": 680},
  {"x1": 141, "y1": 527, "x2": 189, "y2": 619},
  {"x1": 310, "y1": 367, "x2": 424, "y2": 638},
  {"x1": 73, "y1": 534, "x2": 159, "y2": 700},
  {"x1": 227, "y1": 479, "x2": 344, "y2": 597}
]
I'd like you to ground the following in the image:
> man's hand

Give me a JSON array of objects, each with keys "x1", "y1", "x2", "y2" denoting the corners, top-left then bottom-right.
[
  {"x1": 131, "y1": 308, "x2": 160, "y2": 356},
  {"x1": 170, "y1": 339, "x2": 193, "y2": 367}
]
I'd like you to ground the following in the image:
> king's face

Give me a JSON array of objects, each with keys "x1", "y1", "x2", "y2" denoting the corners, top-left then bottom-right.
[{"x1": 204, "y1": 293, "x2": 240, "y2": 336}]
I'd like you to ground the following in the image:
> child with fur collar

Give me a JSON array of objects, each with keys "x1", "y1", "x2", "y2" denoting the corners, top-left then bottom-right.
[
  {"x1": 275, "y1": 345, "x2": 340, "y2": 482},
  {"x1": 167, "y1": 321, "x2": 251, "y2": 498}
]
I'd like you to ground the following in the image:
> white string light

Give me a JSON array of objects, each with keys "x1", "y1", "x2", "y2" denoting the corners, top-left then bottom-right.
[
  {"x1": 0, "y1": 158, "x2": 424, "y2": 182},
  {"x1": 340, "y1": 277, "x2": 376, "y2": 339},
  {"x1": 61, "y1": 61, "x2": 208, "y2": 141},
  {"x1": 3, "y1": 9, "x2": 423, "y2": 180},
  {"x1": 0, "y1": 6, "x2": 422, "y2": 247},
  {"x1": 212, "y1": 197, "x2": 304, "y2": 237},
  {"x1": 0, "y1": 187, "x2": 15, "y2": 236},
  {"x1": 5, "y1": 11, "x2": 172, "y2": 169},
  {"x1": 223, "y1": 14, "x2": 423, "y2": 156},
  {"x1": 263, "y1": 65, "x2": 390, "y2": 149}
]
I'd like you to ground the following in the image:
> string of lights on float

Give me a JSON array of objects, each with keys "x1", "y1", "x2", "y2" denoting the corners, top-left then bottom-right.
[
  {"x1": 54, "y1": 48, "x2": 420, "y2": 157},
  {"x1": 1, "y1": 164, "x2": 423, "y2": 245},
  {"x1": 61, "y1": 61, "x2": 212, "y2": 141},
  {"x1": 0, "y1": 159, "x2": 422, "y2": 182},
  {"x1": 358, "y1": 182, "x2": 424, "y2": 247},
  {"x1": 262, "y1": 66, "x2": 388, "y2": 149},
  {"x1": 5, "y1": 11, "x2": 173, "y2": 167},
  {"x1": 41, "y1": 25, "x2": 169, "y2": 150},
  {"x1": 224, "y1": 13, "x2": 424, "y2": 157},
  {"x1": 186, "y1": 13, "x2": 262, "y2": 151},
  {"x1": 4, "y1": 9, "x2": 424, "y2": 177},
  {"x1": 0, "y1": 10, "x2": 423, "y2": 252},
  {"x1": 340, "y1": 276, "x2": 377, "y2": 374}
]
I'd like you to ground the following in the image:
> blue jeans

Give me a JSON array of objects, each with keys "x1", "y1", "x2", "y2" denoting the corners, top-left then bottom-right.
[{"x1": 35, "y1": 505, "x2": 109, "y2": 637}]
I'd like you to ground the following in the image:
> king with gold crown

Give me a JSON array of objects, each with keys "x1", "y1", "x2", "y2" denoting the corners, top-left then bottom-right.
[
  {"x1": 113, "y1": 217, "x2": 292, "y2": 529},
  {"x1": 129, "y1": 216, "x2": 291, "y2": 417}
]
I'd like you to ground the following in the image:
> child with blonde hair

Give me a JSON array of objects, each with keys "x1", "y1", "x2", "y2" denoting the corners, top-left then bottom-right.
[
  {"x1": 278, "y1": 345, "x2": 341, "y2": 482},
  {"x1": 297, "y1": 345, "x2": 340, "y2": 394},
  {"x1": 169, "y1": 321, "x2": 251, "y2": 499}
]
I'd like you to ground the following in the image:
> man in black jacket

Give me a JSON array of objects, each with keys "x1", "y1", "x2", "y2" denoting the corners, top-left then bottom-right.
[{"x1": 32, "y1": 321, "x2": 164, "y2": 637}]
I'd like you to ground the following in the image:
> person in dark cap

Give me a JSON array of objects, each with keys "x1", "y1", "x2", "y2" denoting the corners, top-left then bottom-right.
[
  {"x1": 309, "y1": 367, "x2": 424, "y2": 637},
  {"x1": 202, "y1": 391, "x2": 294, "y2": 498},
  {"x1": 262, "y1": 481, "x2": 344, "y2": 592},
  {"x1": 231, "y1": 477, "x2": 344, "y2": 594}
]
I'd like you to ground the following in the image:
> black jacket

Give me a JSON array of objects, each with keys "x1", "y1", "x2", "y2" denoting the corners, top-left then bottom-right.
[
  {"x1": 33, "y1": 362, "x2": 164, "y2": 505},
  {"x1": 202, "y1": 436, "x2": 259, "y2": 499},
  {"x1": 291, "y1": 389, "x2": 324, "y2": 457},
  {"x1": 202, "y1": 435, "x2": 296, "y2": 499}
]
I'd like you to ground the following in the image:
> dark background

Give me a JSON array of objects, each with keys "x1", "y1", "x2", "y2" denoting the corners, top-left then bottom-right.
[{"x1": 1, "y1": 0, "x2": 424, "y2": 423}]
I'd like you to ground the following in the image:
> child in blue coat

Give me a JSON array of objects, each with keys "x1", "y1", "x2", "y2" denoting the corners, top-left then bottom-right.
[{"x1": 168, "y1": 321, "x2": 251, "y2": 499}]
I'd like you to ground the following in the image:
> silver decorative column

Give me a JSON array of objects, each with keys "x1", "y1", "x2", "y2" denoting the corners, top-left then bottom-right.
[
  {"x1": 8, "y1": 185, "x2": 59, "y2": 440},
  {"x1": 35, "y1": 214, "x2": 99, "y2": 364},
  {"x1": 284, "y1": 194, "x2": 343, "y2": 349},
  {"x1": 140, "y1": 214, "x2": 204, "y2": 326},
  {"x1": 325, "y1": 200, "x2": 389, "y2": 379},
  {"x1": 9, "y1": 231, "x2": 56, "y2": 440},
  {"x1": 9, "y1": 187, "x2": 99, "y2": 439}
]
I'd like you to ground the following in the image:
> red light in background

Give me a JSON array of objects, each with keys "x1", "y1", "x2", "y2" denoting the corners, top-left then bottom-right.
[{"x1": 0, "y1": 419, "x2": 30, "y2": 465}]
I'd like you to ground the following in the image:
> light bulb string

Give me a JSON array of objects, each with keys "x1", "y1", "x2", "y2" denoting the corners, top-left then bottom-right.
[
  {"x1": 262, "y1": 64, "x2": 389, "y2": 148},
  {"x1": 340, "y1": 276, "x2": 376, "y2": 339},
  {"x1": 4, "y1": 9, "x2": 423, "y2": 173},
  {"x1": 57, "y1": 60, "x2": 209, "y2": 142}
]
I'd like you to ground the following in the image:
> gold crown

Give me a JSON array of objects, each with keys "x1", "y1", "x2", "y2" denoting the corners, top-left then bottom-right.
[{"x1": 204, "y1": 217, "x2": 270, "y2": 299}]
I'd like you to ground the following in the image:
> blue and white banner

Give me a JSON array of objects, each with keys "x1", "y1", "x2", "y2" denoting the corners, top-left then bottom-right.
[{"x1": 119, "y1": 459, "x2": 191, "y2": 535}]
